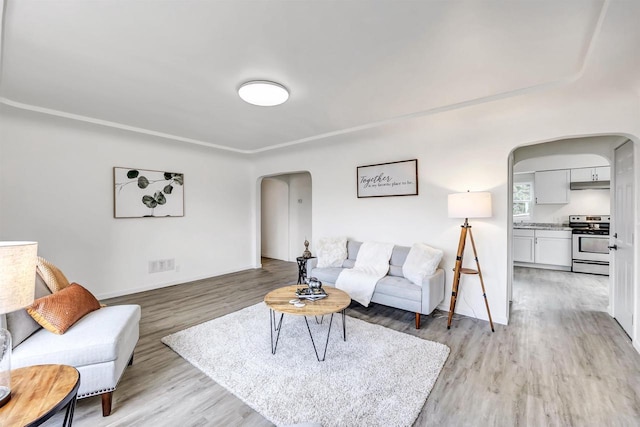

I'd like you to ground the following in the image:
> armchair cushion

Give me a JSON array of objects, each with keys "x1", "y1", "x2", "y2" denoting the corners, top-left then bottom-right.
[{"x1": 12, "y1": 304, "x2": 140, "y2": 368}]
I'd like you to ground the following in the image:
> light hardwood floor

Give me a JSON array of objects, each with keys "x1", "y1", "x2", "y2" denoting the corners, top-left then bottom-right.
[{"x1": 44, "y1": 261, "x2": 640, "y2": 426}]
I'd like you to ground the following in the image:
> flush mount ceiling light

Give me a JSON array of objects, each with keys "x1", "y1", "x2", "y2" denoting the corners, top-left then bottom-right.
[{"x1": 238, "y1": 80, "x2": 289, "y2": 106}]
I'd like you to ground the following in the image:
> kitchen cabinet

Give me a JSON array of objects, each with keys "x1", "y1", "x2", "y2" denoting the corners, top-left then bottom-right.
[
  {"x1": 534, "y1": 230, "x2": 572, "y2": 267},
  {"x1": 534, "y1": 170, "x2": 570, "y2": 204},
  {"x1": 571, "y1": 166, "x2": 610, "y2": 182},
  {"x1": 514, "y1": 228, "x2": 572, "y2": 268},
  {"x1": 513, "y1": 229, "x2": 535, "y2": 263}
]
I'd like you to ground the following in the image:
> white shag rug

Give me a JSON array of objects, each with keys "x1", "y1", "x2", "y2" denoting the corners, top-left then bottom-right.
[{"x1": 161, "y1": 302, "x2": 449, "y2": 427}]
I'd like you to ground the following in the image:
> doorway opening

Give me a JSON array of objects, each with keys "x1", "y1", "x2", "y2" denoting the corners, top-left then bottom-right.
[
  {"x1": 260, "y1": 172, "x2": 312, "y2": 262},
  {"x1": 508, "y1": 135, "x2": 632, "y2": 335}
]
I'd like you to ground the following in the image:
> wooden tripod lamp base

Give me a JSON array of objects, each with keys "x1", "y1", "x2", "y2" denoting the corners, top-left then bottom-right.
[{"x1": 446, "y1": 192, "x2": 495, "y2": 332}]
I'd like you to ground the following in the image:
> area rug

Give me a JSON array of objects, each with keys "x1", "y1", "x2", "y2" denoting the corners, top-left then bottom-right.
[{"x1": 162, "y1": 302, "x2": 449, "y2": 427}]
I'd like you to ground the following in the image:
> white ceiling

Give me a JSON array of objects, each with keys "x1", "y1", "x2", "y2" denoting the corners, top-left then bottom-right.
[{"x1": 1, "y1": 0, "x2": 638, "y2": 153}]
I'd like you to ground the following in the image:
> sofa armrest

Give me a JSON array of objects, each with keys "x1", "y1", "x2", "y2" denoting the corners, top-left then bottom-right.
[
  {"x1": 421, "y1": 268, "x2": 445, "y2": 314},
  {"x1": 306, "y1": 257, "x2": 318, "y2": 275}
]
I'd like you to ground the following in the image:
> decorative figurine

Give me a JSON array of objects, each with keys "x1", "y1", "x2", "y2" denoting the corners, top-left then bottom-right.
[
  {"x1": 306, "y1": 277, "x2": 323, "y2": 290},
  {"x1": 302, "y1": 238, "x2": 312, "y2": 259}
]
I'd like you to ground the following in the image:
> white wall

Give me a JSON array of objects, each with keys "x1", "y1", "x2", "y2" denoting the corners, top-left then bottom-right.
[
  {"x1": 0, "y1": 106, "x2": 254, "y2": 299},
  {"x1": 533, "y1": 190, "x2": 610, "y2": 223},
  {"x1": 261, "y1": 177, "x2": 289, "y2": 260},
  {"x1": 251, "y1": 85, "x2": 640, "y2": 328}
]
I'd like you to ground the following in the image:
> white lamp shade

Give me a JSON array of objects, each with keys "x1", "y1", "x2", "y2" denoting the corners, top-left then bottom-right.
[
  {"x1": 448, "y1": 192, "x2": 492, "y2": 219},
  {"x1": 0, "y1": 242, "x2": 38, "y2": 314}
]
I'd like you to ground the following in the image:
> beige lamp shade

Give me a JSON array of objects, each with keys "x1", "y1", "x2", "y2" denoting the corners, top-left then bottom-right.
[
  {"x1": 0, "y1": 242, "x2": 38, "y2": 314},
  {"x1": 448, "y1": 191, "x2": 492, "y2": 219}
]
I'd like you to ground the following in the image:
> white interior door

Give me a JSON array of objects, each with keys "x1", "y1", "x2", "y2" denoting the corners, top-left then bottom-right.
[{"x1": 613, "y1": 141, "x2": 634, "y2": 337}]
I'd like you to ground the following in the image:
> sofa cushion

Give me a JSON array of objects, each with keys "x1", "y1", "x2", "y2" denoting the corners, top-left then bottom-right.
[
  {"x1": 309, "y1": 267, "x2": 343, "y2": 285},
  {"x1": 12, "y1": 304, "x2": 141, "y2": 368},
  {"x1": 27, "y1": 283, "x2": 101, "y2": 334},
  {"x1": 36, "y1": 256, "x2": 71, "y2": 292},
  {"x1": 390, "y1": 245, "x2": 410, "y2": 267},
  {"x1": 347, "y1": 240, "x2": 362, "y2": 260},
  {"x1": 6, "y1": 274, "x2": 51, "y2": 348},
  {"x1": 402, "y1": 243, "x2": 444, "y2": 286},
  {"x1": 375, "y1": 275, "x2": 422, "y2": 301},
  {"x1": 342, "y1": 259, "x2": 355, "y2": 268},
  {"x1": 316, "y1": 237, "x2": 348, "y2": 268}
]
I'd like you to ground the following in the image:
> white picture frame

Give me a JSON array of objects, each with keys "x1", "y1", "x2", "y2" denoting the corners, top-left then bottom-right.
[
  {"x1": 114, "y1": 167, "x2": 184, "y2": 218},
  {"x1": 357, "y1": 159, "x2": 418, "y2": 198}
]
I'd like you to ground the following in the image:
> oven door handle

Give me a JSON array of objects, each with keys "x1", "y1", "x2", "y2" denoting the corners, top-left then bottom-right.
[{"x1": 607, "y1": 244, "x2": 618, "y2": 251}]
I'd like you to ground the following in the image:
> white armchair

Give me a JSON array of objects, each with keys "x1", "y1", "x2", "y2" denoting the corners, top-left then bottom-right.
[{"x1": 4, "y1": 272, "x2": 140, "y2": 416}]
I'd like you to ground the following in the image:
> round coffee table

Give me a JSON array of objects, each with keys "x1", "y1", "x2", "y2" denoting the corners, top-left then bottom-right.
[
  {"x1": 264, "y1": 285, "x2": 351, "y2": 361},
  {"x1": 0, "y1": 364, "x2": 80, "y2": 427}
]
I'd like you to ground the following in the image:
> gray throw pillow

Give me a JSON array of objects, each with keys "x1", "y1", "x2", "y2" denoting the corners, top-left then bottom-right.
[{"x1": 6, "y1": 274, "x2": 51, "y2": 348}]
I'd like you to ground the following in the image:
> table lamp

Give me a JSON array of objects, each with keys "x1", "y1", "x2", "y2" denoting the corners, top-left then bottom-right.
[
  {"x1": 446, "y1": 191, "x2": 494, "y2": 332},
  {"x1": 0, "y1": 241, "x2": 38, "y2": 407}
]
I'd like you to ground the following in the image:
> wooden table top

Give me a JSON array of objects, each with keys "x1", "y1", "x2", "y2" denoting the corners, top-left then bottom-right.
[
  {"x1": 265, "y1": 285, "x2": 351, "y2": 316},
  {"x1": 0, "y1": 364, "x2": 80, "y2": 426}
]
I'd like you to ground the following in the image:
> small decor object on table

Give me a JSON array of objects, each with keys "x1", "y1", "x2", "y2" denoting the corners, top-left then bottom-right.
[
  {"x1": 302, "y1": 239, "x2": 312, "y2": 259},
  {"x1": 296, "y1": 285, "x2": 327, "y2": 301}
]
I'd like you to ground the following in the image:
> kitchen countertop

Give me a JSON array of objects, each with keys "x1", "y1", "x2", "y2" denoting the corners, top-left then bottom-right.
[{"x1": 513, "y1": 223, "x2": 573, "y2": 231}]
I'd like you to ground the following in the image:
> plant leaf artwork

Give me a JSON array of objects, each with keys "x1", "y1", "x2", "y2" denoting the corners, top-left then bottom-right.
[{"x1": 114, "y1": 167, "x2": 184, "y2": 218}]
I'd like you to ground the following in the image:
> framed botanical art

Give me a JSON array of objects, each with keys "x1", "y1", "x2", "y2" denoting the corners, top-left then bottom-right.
[
  {"x1": 357, "y1": 159, "x2": 418, "y2": 198},
  {"x1": 114, "y1": 167, "x2": 184, "y2": 218}
]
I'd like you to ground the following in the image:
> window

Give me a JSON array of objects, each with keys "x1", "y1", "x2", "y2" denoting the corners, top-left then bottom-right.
[{"x1": 513, "y1": 182, "x2": 533, "y2": 218}]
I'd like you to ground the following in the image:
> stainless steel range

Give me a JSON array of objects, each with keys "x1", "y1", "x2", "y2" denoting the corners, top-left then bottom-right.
[{"x1": 569, "y1": 215, "x2": 610, "y2": 275}]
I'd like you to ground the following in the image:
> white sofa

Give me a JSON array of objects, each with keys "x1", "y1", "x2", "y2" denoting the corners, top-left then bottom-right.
[
  {"x1": 4, "y1": 274, "x2": 140, "y2": 416},
  {"x1": 306, "y1": 240, "x2": 445, "y2": 328}
]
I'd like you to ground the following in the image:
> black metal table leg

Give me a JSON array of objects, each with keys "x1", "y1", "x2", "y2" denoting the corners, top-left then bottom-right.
[
  {"x1": 62, "y1": 393, "x2": 77, "y2": 427},
  {"x1": 303, "y1": 313, "x2": 335, "y2": 362},
  {"x1": 270, "y1": 309, "x2": 284, "y2": 355},
  {"x1": 342, "y1": 309, "x2": 346, "y2": 341}
]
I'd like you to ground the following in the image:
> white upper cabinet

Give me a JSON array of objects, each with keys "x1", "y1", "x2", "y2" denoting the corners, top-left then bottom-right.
[
  {"x1": 534, "y1": 170, "x2": 570, "y2": 204},
  {"x1": 570, "y1": 166, "x2": 610, "y2": 182},
  {"x1": 594, "y1": 166, "x2": 610, "y2": 181}
]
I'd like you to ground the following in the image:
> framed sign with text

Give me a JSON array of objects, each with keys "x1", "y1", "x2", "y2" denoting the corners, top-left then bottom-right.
[{"x1": 357, "y1": 159, "x2": 418, "y2": 198}]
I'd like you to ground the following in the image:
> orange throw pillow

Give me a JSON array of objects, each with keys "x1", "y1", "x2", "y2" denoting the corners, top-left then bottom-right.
[{"x1": 26, "y1": 283, "x2": 101, "y2": 335}]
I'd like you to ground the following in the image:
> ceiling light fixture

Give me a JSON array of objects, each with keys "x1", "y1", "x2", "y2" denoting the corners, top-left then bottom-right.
[{"x1": 238, "y1": 80, "x2": 289, "y2": 106}]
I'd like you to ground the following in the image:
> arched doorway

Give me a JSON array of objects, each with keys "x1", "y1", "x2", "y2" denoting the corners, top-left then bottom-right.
[
  {"x1": 507, "y1": 135, "x2": 634, "y2": 336},
  {"x1": 259, "y1": 172, "x2": 312, "y2": 262}
]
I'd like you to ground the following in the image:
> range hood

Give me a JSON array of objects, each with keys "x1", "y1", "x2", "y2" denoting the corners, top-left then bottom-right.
[{"x1": 570, "y1": 181, "x2": 610, "y2": 190}]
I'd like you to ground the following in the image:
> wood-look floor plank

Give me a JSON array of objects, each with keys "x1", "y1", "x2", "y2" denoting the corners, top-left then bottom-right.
[{"x1": 41, "y1": 262, "x2": 640, "y2": 426}]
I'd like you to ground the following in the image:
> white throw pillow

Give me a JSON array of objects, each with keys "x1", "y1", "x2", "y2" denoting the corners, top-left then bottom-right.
[
  {"x1": 316, "y1": 237, "x2": 348, "y2": 268},
  {"x1": 402, "y1": 243, "x2": 444, "y2": 286}
]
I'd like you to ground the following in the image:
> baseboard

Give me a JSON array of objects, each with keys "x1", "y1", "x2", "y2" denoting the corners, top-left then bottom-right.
[
  {"x1": 634, "y1": 340, "x2": 640, "y2": 355},
  {"x1": 95, "y1": 264, "x2": 257, "y2": 300}
]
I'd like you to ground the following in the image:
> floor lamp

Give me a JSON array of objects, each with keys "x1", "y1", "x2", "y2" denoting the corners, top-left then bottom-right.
[
  {"x1": 0, "y1": 241, "x2": 38, "y2": 407},
  {"x1": 447, "y1": 192, "x2": 494, "y2": 332}
]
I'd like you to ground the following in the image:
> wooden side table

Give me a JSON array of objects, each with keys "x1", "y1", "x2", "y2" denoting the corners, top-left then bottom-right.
[
  {"x1": 0, "y1": 364, "x2": 80, "y2": 427},
  {"x1": 296, "y1": 256, "x2": 316, "y2": 284}
]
